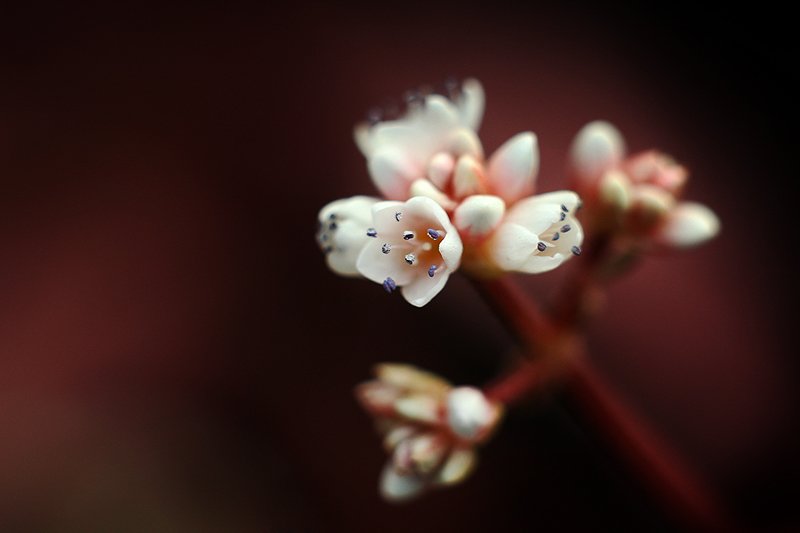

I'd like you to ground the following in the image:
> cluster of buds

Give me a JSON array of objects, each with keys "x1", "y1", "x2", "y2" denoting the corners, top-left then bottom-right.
[
  {"x1": 568, "y1": 121, "x2": 720, "y2": 248},
  {"x1": 317, "y1": 78, "x2": 584, "y2": 307},
  {"x1": 356, "y1": 364, "x2": 503, "y2": 501}
]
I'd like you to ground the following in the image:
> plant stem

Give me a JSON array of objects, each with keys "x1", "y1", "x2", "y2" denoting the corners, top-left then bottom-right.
[{"x1": 473, "y1": 272, "x2": 736, "y2": 531}]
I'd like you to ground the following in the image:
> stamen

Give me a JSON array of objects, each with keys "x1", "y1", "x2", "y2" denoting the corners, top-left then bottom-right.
[
  {"x1": 553, "y1": 232, "x2": 560, "y2": 241},
  {"x1": 328, "y1": 221, "x2": 337, "y2": 231},
  {"x1": 571, "y1": 246, "x2": 582, "y2": 255},
  {"x1": 427, "y1": 228, "x2": 441, "y2": 240},
  {"x1": 383, "y1": 277, "x2": 397, "y2": 293},
  {"x1": 366, "y1": 228, "x2": 377, "y2": 237},
  {"x1": 329, "y1": 213, "x2": 337, "y2": 220},
  {"x1": 559, "y1": 212, "x2": 566, "y2": 221},
  {"x1": 428, "y1": 265, "x2": 437, "y2": 277},
  {"x1": 382, "y1": 243, "x2": 392, "y2": 254},
  {"x1": 561, "y1": 224, "x2": 571, "y2": 233},
  {"x1": 404, "y1": 253, "x2": 416, "y2": 265},
  {"x1": 324, "y1": 246, "x2": 333, "y2": 255},
  {"x1": 395, "y1": 212, "x2": 402, "y2": 222},
  {"x1": 319, "y1": 233, "x2": 327, "y2": 242},
  {"x1": 537, "y1": 242, "x2": 547, "y2": 252},
  {"x1": 561, "y1": 204, "x2": 569, "y2": 212},
  {"x1": 403, "y1": 231, "x2": 415, "y2": 240}
]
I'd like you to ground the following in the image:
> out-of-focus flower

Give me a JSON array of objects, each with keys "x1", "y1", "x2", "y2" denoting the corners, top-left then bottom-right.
[
  {"x1": 356, "y1": 197, "x2": 463, "y2": 307},
  {"x1": 568, "y1": 121, "x2": 720, "y2": 247},
  {"x1": 356, "y1": 364, "x2": 503, "y2": 502},
  {"x1": 354, "y1": 79, "x2": 540, "y2": 209}
]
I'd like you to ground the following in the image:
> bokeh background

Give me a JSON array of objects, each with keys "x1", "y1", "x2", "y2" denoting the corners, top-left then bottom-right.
[{"x1": 0, "y1": 2, "x2": 796, "y2": 531}]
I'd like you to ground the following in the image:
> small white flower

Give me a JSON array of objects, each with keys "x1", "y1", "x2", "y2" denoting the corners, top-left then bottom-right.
[
  {"x1": 486, "y1": 191, "x2": 584, "y2": 274},
  {"x1": 356, "y1": 196, "x2": 463, "y2": 307},
  {"x1": 316, "y1": 196, "x2": 380, "y2": 277}
]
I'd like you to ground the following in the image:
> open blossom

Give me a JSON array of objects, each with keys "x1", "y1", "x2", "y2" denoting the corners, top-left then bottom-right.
[
  {"x1": 316, "y1": 78, "x2": 585, "y2": 305},
  {"x1": 356, "y1": 364, "x2": 503, "y2": 502},
  {"x1": 357, "y1": 197, "x2": 463, "y2": 307},
  {"x1": 568, "y1": 121, "x2": 720, "y2": 247}
]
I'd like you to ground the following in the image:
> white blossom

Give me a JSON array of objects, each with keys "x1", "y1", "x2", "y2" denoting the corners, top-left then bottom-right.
[{"x1": 356, "y1": 196, "x2": 463, "y2": 307}]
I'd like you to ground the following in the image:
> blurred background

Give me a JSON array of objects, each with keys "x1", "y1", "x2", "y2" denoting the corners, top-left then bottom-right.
[{"x1": 0, "y1": 2, "x2": 796, "y2": 531}]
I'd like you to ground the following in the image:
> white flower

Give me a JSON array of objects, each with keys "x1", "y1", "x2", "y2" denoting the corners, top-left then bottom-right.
[
  {"x1": 354, "y1": 79, "x2": 540, "y2": 208},
  {"x1": 355, "y1": 364, "x2": 503, "y2": 502},
  {"x1": 486, "y1": 191, "x2": 584, "y2": 274},
  {"x1": 316, "y1": 196, "x2": 380, "y2": 276},
  {"x1": 356, "y1": 197, "x2": 463, "y2": 307}
]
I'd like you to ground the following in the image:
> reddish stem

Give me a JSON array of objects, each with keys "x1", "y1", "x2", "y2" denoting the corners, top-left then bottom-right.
[{"x1": 474, "y1": 275, "x2": 736, "y2": 531}]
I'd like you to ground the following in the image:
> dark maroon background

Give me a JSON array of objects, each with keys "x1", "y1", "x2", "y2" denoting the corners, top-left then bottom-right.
[{"x1": 0, "y1": 2, "x2": 796, "y2": 531}]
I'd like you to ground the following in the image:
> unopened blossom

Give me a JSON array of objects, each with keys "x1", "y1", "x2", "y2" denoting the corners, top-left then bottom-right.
[
  {"x1": 356, "y1": 363, "x2": 503, "y2": 502},
  {"x1": 568, "y1": 121, "x2": 720, "y2": 247}
]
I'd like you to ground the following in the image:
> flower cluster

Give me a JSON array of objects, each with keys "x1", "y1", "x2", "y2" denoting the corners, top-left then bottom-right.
[
  {"x1": 568, "y1": 121, "x2": 720, "y2": 248},
  {"x1": 317, "y1": 78, "x2": 584, "y2": 306},
  {"x1": 318, "y1": 79, "x2": 722, "y2": 505},
  {"x1": 356, "y1": 364, "x2": 502, "y2": 501}
]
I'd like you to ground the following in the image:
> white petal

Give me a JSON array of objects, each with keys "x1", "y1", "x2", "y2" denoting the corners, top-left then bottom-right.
[
  {"x1": 401, "y1": 269, "x2": 450, "y2": 308},
  {"x1": 569, "y1": 121, "x2": 626, "y2": 184},
  {"x1": 368, "y1": 148, "x2": 423, "y2": 200},
  {"x1": 657, "y1": 201, "x2": 720, "y2": 248},
  {"x1": 394, "y1": 395, "x2": 441, "y2": 424},
  {"x1": 487, "y1": 222, "x2": 540, "y2": 271},
  {"x1": 318, "y1": 196, "x2": 380, "y2": 277},
  {"x1": 456, "y1": 78, "x2": 485, "y2": 131},
  {"x1": 486, "y1": 132, "x2": 539, "y2": 204},
  {"x1": 353, "y1": 122, "x2": 372, "y2": 156},
  {"x1": 375, "y1": 363, "x2": 451, "y2": 394},
  {"x1": 434, "y1": 447, "x2": 477, "y2": 486},
  {"x1": 453, "y1": 195, "x2": 506, "y2": 239},
  {"x1": 379, "y1": 462, "x2": 428, "y2": 502},
  {"x1": 446, "y1": 387, "x2": 493, "y2": 440}
]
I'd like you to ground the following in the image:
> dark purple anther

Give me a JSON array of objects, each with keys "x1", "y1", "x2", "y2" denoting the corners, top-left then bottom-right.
[
  {"x1": 395, "y1": 212, "x2": 402, "y2": 222},
  {"x1": 428, "y1": 265, "x2": 437, "y2": 277},
  {"x1": 561, "y1": 225, "x2": 571, "y2": 233},
  {"x1": 382, "y1": 243, "x2": 392, "y2": 254},
  {"x1": 561, "y1": 204, "x2": 569, "y2": 212},
  {"x1": 366, "y1": 228, "x2": 377, "y2": 237},
  {"x1": 328, "y1": 221, "x2": 337, "y2": 231},
  {"x1": 559, "y1": 212, "x2": 566, "y2": 221},
  {"x1": 403, "y1": 231, "x2": 414, "y2": 240},
  {"x1": 553, "y1": 232, "x2": 560, "y2": 241},
  {"x1": 571, "y1": 246, "x2": 581, "y2": 255},
  {"x1": 537, "y1": 242, "x2": 547, "y2": 252},
  {"x1": 427, "y1": 228, "x2": 440, "y2": 240},
  {"x1": 383, "y1": 277, "x2": 397, "y2": 293}
]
